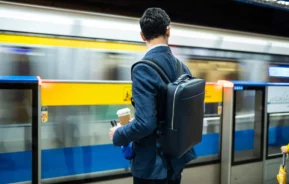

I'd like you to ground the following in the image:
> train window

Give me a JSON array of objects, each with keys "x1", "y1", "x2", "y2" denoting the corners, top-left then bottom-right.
[
  {"x1": 0, "y1": 46, "x2": 32, "y2": 76},
  {"x1": 267, "y1": 113, "x2": 289, "y2": 157},
  {"x1": 233, "y1": 88, "x2": 264, "y2": 164},
  {"x1": 0, "y1": 89, "x2": 32, "y2": 183},
  {"x1": 185, "y1": 59, "x2": 240, "y2": 82},
  {"x1": 268, "y1": 64, "x2": 289, "y2": 83},
  {"x1": 101, "y1": 52, "x2": 137, "y2": 80},
  {"x1": 0, "y1": 46, "x2": 46, "y2": 78}
]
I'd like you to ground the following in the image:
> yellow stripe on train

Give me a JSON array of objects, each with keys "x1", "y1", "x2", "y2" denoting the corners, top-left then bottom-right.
[
  {"x1": 0, "y1": 34, "x2": 146, "y2": 52},
  {"x1": 41, "y1": 82, "x2": 222, "y2": 106}
]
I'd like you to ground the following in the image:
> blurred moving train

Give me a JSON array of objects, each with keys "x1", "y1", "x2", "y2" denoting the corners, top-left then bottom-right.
[{"x1": 1, "y1": 2, "x2": 289, "y2": 184}]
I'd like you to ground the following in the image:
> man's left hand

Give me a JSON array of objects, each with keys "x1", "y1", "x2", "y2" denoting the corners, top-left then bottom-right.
[
  {"x1": 109, "y1": 123, "x2": 121, "y2": 141},
  {"x1": 281, "y1": 146, "x2": 288, "y2": 154}
]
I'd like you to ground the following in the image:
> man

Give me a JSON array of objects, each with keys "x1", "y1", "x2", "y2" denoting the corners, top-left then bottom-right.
[{"x1": 109, "y1": 7, "x2": 196, "y2": 184}]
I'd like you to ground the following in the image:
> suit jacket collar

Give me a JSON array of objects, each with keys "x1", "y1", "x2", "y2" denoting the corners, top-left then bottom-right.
[{"x1": 144, "y1": 45, "x2": 172, "y2": 58}]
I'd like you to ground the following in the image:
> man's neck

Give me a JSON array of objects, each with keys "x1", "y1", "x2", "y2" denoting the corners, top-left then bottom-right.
[{"x1": 146, "y1": 37, "x2": 168, "y2": 50}]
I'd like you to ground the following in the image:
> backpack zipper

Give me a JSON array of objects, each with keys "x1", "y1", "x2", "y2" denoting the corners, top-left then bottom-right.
[{"x1": 171, "y1": 85, "x2": 181, "y2": 129}]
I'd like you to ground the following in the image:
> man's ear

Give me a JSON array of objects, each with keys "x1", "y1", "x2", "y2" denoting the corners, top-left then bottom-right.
[
  {"x1": 140, "y1": 32, "x2": 146, "y2": 42},
  {"x1": 166, "y1": 26, "x2": 170, "y2": 38}
]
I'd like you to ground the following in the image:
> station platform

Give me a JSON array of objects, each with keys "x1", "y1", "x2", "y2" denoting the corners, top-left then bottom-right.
[
  {"x1": 84, "y1": 167, "x2": 211, "y2": 184},
  {"x1": 1, "y1": 1, "x2": 289, "y2": 184}
]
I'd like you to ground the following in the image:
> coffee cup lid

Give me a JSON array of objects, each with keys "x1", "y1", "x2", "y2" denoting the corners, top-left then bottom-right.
[{"x1": 117, "y1": 108, "x2": 130, "y2": 116}]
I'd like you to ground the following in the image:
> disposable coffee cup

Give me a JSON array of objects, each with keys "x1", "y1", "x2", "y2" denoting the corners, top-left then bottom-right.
[{"x1": 117, "y1": 108, "x2": 131, "y2": 125}]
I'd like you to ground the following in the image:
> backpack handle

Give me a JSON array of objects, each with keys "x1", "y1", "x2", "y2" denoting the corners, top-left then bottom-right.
[{"x1": 173, "y1": 74, "x2": 194, "y2": 84}]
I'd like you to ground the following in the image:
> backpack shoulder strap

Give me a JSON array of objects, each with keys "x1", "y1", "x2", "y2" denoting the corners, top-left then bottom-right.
[
  {"x1": 131, "y1": 59, "x2": 171, "y2": 84},
  {"x1": 176, "y1": 58, "x2": 184, "y2": 78}
]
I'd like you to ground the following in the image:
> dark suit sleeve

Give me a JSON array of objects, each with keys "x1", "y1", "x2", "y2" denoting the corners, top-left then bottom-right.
[{"x1": 112, "y1": 64, "x2": 159, "y2": 146}]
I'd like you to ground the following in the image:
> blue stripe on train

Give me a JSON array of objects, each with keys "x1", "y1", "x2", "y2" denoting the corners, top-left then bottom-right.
[{"x1": 0, "y1": 126, "x2": 288, "y2": 183}]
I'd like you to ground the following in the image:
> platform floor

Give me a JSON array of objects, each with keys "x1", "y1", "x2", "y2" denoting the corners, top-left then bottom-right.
[{"x1": 85, "y1": 165, "x2": 219, "y2": 184}]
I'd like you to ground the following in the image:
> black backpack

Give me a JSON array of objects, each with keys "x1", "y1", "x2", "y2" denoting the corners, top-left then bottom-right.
[{"x1": 131, "y1": 58, "x2": 205, "y2": 158}]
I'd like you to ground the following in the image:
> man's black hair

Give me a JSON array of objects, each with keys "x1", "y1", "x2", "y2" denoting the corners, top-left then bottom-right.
[{"x1": 139, "y1": 8, "x2": 171, "y2": 41}]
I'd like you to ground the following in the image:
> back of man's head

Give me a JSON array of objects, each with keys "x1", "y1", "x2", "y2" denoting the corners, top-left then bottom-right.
[{"x1": 139, "y1": 8, "x2": 171, "y2": 41}]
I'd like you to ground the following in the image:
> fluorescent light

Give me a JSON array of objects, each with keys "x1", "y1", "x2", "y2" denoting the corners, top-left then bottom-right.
[
  {"x1": 0, "y1": 9, "x2": 73, "y2": 24},
  {"x1": 224, "y1": 35, "x2": 268, "y2": 45},
  {"x1": 172, "y1": 28, "x2": 218, "y2": 40},
  {"x1": 82, "y1": 19, "x2": 139, "y2": 31}
]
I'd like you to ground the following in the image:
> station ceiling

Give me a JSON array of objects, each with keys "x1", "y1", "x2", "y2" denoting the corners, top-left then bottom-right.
[{"x1": 3, "y1": 0, "x2": 289, "y2": 38}]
